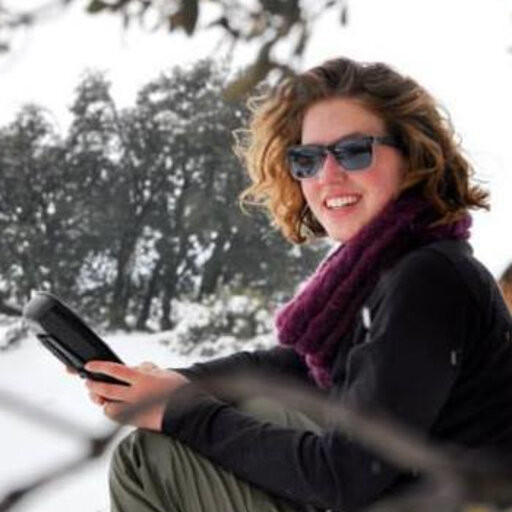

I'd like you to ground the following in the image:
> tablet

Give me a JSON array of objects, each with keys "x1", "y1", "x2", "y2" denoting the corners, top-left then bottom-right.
[{"x1": 23, "y1": 292, "x2": 128, "y2": 385}]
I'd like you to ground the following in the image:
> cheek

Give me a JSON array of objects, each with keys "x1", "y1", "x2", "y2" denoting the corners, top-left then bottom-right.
[
  {"x1": 372, "y1": 177, "x2": 399, "y2": 204},
  {"x1": 300, "y1": 181, "x2": 319, "y2": 208},
  {"x1": 363, "y1": 164, "x2": 404, "y2": 205}
]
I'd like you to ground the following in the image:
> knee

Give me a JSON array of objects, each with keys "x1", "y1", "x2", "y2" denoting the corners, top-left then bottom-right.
[
  {"x1": 109, "y1": 429, "x2": 184, "y2": 511},
  {"x1": 109, "y1": 428, "x2": 168, "y2": 481},
  {"x1": 110, "y1": 429, "x2": 144, "y2": 480}
]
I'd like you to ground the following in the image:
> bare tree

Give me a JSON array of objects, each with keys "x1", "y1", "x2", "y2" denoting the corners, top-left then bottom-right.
[{"x1": 0, "y1": 0, "x2": 349, "y2": 97}]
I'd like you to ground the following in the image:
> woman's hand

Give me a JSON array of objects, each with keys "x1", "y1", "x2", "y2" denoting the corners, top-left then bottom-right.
[{"x1": 84, "y1": 361, "x2": 189, "y2": 431}]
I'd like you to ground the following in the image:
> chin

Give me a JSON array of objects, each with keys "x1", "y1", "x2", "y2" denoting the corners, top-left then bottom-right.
[{"x1": 327, "y1": 225, "x2": 361, "y2": 244}]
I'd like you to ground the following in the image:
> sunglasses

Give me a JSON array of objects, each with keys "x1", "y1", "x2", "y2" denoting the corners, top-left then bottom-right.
[{"x1": 286, "y1": 134, "x2": 403, "y2": 180}]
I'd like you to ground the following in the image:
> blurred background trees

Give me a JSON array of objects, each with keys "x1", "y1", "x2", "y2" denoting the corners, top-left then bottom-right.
[
  {"x1": 0, "y1": 0, "x2": 339, "y2": 342},
  {"x1": 0, "y1": 59, "x2": 328, "y2": 332},
  {"x1": 0, "y1": 0, "x2": 349, "y2": 98}
]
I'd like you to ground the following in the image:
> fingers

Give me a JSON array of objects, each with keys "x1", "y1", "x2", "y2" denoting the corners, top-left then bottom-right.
[
  {"x1": 85, "y1": 361, "x2": 139, "y2": 384},
  {"x1": 103, "y1": 401, "x2": 125, "y2": 421},
  {"x1": 135, "y1": 361, "x2": 160, "y2": 373},
  {"x1": 88, "y1": 390, "x2": 106, "y2": 406},
  {"x1": 85, "y1": 379, "x2": 131, "y2": 402},
  {"x1": 84, "y1": 361, "x2": 182, "y2": 429},
  {"x1": 101, "y1": 395, "x2": 165, "y2": 429},
  {"x1": 136, "y1": 363, "x2": 170, "y2": 378}
]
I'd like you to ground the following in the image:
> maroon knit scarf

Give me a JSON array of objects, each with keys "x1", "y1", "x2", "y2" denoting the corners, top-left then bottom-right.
[{"x1": 275, "y1": 190, "x2": 472, "y2": 389}]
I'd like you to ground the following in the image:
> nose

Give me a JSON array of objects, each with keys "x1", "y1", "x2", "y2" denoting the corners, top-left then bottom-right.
[{"x1": 316, "y1": 152, "x2": 347, "y2": 183}]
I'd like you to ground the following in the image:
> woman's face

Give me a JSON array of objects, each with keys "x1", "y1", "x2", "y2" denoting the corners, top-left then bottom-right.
[{"x1": 300, "y1": 97, "x2": 407, "y2": 243}]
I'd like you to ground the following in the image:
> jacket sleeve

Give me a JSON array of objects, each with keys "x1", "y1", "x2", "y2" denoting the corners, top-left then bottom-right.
[
  {"x1": 174, "y1": 346, "x2": 309, "y2": 381},
  {"x1": 161, "y1": 248, "x2": 478, "y2": 511},
  {"x1": 172, "y1": 346, "x2": 313, "y2": 402}
]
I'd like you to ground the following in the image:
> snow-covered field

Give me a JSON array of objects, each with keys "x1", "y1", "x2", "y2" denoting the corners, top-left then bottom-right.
[{"x1": 0, "y1": 321, "x2": 256, "y2": 512}]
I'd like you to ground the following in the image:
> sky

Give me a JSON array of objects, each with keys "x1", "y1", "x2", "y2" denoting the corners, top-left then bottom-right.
[{"x1": 1, "y1": 0, "x2": 512, "y2": 276}]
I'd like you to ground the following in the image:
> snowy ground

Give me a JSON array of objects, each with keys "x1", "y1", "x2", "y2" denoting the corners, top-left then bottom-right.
[{"x1": 0, "y1": 323, "x2": 237, "y2": 512}]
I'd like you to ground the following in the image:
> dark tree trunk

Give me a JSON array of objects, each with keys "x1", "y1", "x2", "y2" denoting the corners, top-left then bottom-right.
[
  {"x1": 109, "y1": 234, "x2": 136, "y2": 329},
  {"x1": 136, "y1": 258, "x2": 163, "y2": 330},
  {"x1": 159, "y1": 272, "x2": 176, "y2": 331},
  {"x1": 159, "y1": 232, "x2": 190, "y2": 331},
  {"x1": 197, "y1": 233, "x2": 228, "y2": 299}
]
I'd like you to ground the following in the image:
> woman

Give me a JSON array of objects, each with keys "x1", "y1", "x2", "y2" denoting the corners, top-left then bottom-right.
[{"x1": 84, "y1": 57, "x2": 512, "y2": 512}]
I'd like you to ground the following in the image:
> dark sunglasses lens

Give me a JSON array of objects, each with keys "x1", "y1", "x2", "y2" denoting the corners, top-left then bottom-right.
[
  {"x1": 333, "y1": 140, "x2": 373, "y2": 170},
  {"x1": 288, "y1": 148, "x2": 324, "y2": 179}
]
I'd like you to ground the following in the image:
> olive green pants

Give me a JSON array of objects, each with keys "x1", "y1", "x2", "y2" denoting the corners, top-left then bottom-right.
[{"x1": 109, "y1": 397, "x2": 325, "y2": 512}]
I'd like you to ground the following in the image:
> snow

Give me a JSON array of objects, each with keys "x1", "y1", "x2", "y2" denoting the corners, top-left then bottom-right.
[
  {"x1": 0, "y1": 296, "x2": 276, "y2": 512},
  {"x1": 0, "y1": 328, "x2": 196, "y2": 512}
]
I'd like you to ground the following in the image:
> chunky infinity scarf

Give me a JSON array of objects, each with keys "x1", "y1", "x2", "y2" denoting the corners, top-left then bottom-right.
[{"x1": 275, "y1": 189, "x2": 472, "y2": 389}]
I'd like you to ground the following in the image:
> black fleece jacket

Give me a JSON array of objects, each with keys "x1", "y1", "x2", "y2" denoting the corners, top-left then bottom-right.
[{"x1": 162, "y1": 240, "x2": 512, "y2": 512}]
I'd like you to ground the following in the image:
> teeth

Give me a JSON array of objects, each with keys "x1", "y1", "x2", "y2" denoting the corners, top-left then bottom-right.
[{"x1": 325, "y1": 195, "x2": 360, "y2": 209}]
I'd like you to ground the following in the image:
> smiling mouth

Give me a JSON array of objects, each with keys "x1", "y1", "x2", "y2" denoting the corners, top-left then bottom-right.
[{"x1": 324, "y1": 194, "x2": 361, "y2": 210}]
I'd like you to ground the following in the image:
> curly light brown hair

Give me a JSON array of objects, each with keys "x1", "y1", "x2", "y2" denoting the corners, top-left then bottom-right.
[{"x1": 237, "y1": 57, "x2": 489, "y2": 244}]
